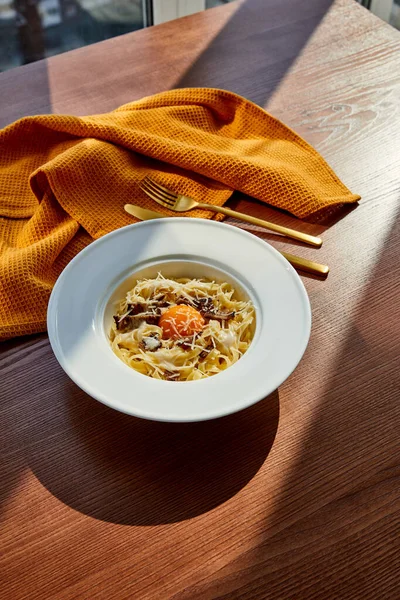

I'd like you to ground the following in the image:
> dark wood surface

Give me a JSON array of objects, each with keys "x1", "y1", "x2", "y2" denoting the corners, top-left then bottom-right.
[{"x1": 1, "y1": 1, "x2": 400, "y2": 598}]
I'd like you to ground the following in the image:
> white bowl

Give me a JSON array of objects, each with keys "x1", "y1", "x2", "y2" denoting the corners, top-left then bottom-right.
[{"x1": 47, "y1": 218, "x2": 311, "y2": 422}]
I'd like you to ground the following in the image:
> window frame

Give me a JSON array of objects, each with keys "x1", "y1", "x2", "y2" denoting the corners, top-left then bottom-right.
[{"x1": 150, "y1": 0, "x2": 206, "y2": 26}]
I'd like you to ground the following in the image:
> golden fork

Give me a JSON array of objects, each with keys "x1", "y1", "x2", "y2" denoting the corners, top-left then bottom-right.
[
  {"x1": 140, "y1": 176, "x2": 323, "y2": 248},
  {"x1": 124, "y1": 204, "x2": 329, "y2": 277}
]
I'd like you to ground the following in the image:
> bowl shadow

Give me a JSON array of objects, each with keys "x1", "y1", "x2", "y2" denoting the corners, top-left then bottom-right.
[{"x1": 27, "y1": 378, "x2": 279, "y2": 526}]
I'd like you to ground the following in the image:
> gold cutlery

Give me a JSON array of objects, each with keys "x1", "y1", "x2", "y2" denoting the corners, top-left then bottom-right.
[
  {"x1": 139, "y1": 176, "x2": 322, "y2": 248},
  {"x1": 124, "y1": 204, "x2": 329, "y2": 277}
]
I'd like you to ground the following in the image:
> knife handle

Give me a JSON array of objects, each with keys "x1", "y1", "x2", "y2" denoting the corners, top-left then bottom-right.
[{"x1": 280, "y1": 251, "x2": 329, "y2": 276}]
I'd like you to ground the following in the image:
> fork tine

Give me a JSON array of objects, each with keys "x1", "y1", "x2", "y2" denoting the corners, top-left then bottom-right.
[
  {"x1": 143, "y1": 178, "x2": 176, "y2": 202},
  {"x1": 144, "y1": 176, "x2": 178, "y2": 199},
  {"x1": 140, "y1": 184, "x2": 173, "y2": 208},
  {"x1": 144, "y1": 178, "x2": 177, "y2": 201},
  {"x1": 140, "y1": 179, "x2": 175, "y2": 206},
  {"x1": 140, "y1": 181, "x2": 175, "y2": 207}
]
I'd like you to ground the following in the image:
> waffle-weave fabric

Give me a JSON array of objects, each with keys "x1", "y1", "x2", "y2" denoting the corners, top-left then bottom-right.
[{"x1": 0, "y1": 88, "x2": 359, "y2": 339}]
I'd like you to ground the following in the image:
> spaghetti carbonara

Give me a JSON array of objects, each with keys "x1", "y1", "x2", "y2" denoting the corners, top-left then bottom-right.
[{"x1": 110, "y1": 273, "x2": 255, "y2": 381}]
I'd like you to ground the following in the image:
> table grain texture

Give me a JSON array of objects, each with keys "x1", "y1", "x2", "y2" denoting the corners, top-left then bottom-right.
[{"x1": 1, "y1": 1, "x2": 400, "y2": 599}]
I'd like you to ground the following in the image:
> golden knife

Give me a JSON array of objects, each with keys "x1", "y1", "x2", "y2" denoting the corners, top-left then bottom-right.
[{"x1": 124, "y1": 204, "x2": 329, "y2": 277}]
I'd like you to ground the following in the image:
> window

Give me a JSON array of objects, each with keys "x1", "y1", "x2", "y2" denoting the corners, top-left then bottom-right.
[
  {"x1": 0, "y1": 0, "x2": 238, "y2": 72},
  {"x1": 0, "y1": 0, "x2": 145, "y2": 71}
]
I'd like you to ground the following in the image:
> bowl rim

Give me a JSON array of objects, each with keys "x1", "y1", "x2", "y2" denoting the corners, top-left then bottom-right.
[{"x1": 47, "y1": 218, "x2": 312, "y2": 422}]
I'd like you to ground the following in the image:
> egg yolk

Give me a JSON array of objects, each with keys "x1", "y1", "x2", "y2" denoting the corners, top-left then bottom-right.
[{"x1": 159, "y1": 304, "x2": 205, "y2": 339}]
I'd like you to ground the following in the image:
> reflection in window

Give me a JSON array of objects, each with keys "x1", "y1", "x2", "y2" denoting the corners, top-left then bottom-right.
[
  {"x1": 206, "y1": 0, "x2": 235, "y2": 7},
  {"x1": 0, "y1": 0, "x2": 144, "y2": 72}
]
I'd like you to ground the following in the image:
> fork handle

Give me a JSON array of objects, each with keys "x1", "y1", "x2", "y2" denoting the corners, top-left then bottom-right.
[{"x1": 196, "y1": 203, "x2": 322, "y2": 248}]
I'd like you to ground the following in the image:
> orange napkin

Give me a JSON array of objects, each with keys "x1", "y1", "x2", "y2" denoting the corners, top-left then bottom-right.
[{"x1": 0, "y1": 87, "x2": 359, "y2": 340}]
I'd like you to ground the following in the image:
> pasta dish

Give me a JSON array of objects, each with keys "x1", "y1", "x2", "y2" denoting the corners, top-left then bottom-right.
[{"x1": 110, "y1": 273, "x2": 255, "y2": 381}]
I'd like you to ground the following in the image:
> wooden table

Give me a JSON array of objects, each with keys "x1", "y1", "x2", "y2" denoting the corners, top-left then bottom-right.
[{"x1": 1, "y1": 1, "x2": 400, "y2": 598}]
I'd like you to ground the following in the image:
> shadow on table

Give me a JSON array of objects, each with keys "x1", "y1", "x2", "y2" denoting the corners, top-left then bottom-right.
[
  {"x1": 26, "y1": 378, "x2": 279, "y2": 525},
  {"x1": 163, "y1": 207, "x2": 400, "y2": 597},
  {"x1": 0, "y1": 59, "x2": 51, "y2": 129},
  {"x1": 227, "y1": 192, "x2": 359, "y2": 240},
  {"x1": 0, "y1": 333, "x2": 49, "y2": 513},
  {"x1": 176, "y1": 0, "x2": 336, "y2": 107}
]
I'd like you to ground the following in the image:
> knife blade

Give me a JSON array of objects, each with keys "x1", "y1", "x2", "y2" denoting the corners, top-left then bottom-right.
[
  {"x1": 124, "y1": 204, "x2": 168, "y2": 221},
  {"x1": 124, "y1": 204, "x2": 329, "y2": 277}
]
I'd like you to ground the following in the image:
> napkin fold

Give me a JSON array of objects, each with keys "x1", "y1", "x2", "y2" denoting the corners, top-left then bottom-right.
[{"x1": 0, "y1": 87, "x2": 359, "y2": 340}]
